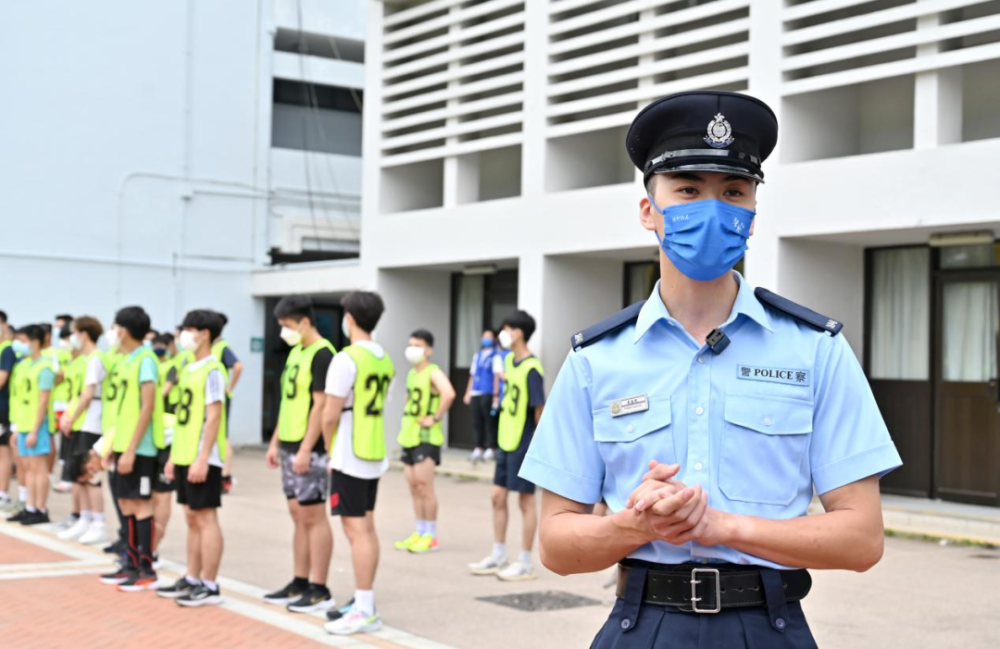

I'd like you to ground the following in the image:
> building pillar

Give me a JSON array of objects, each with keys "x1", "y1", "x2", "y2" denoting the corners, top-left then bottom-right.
[
  {"x1": 521, "y1": 0, "x2": 548, "y2": 197},
  {"x1": 914, "y1": 8, "x2": 963, "y2": 149}
]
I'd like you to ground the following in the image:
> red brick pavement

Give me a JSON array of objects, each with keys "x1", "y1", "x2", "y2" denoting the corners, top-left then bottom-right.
[
  {"x1": 0, "y1": 533, "x2": 72, "y2": 564},
  {"x1": 0, "y1": 574, "x2": 330, "y2": 648}
]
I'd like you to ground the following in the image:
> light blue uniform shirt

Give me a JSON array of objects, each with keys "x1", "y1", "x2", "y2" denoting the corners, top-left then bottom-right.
[
  {"x1": 123, "y1": 349, "x2": 159, "y2": 458},
  {"x1": 520, "y1": 273, "x2": 902, "y2": 569}
]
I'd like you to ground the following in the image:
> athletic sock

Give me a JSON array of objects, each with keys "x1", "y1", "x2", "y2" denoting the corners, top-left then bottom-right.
[
  {"x1": 136, "y1": 516, "x2": 154, "y2": 571},
  {"x1": 125, "y1": 515, "x2": 139, "y2": 570},
  {"x1": 292, "y1": 576, "x2": 309, "y2": 589},
  {"x1": 92, "y1": 512, "x2": 105, "y2": 523},
  {"x1": 492, "y1": 542, "x2": 506, "y2": 559},
  {"x1": 426, "y1": 521, "x2": 437, "y2": 537},
  {"x1": 309, "y1": 582, "x2": 329, "y2": 595},
  {"x1": 416, "y1": 519, "x2": 427, "y2": 535},
  {"x1": 80, "y1": 510, "x2": 93, "y2": 523},
  {"x1": 519, "y1": 550, "x2": 532, "y2": 566},
  {"x1": 18, "y1": 486, "x2": 27, "y2": 503},
  {"x1": 203, "y1": 580, "x2": 218, "y2": 592},
  {"x1": 26, "y1": 505, "x2": 37, "y2": 513},
  {"x1": 0, "y1": 491, "x2": 9, "y2": 501},
  {"x1": 354, "y1": 590, "x2": 375, "y2": 616},
  {"x1": 185, "y1": 575, "x2": 201, "y2": 586}
]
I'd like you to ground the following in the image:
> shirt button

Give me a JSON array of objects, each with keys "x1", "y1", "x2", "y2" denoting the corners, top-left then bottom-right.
[
  {"x1": 694, "y1": 462, "x2": 704, "y2": 471},
  {"x1": 763, "y1": 417, "x2": 772, "y2": 426},
  {"x1": 625, "y1": 424, "x2": 634, "y2": 433},
  {"x1": 775, "y1": 617, "x2": 786, "y2": 630},
  {"x1": 621, "y1": 619, "x2": 631, "y2": 630},
  {"x1": 695, "y1": 406, "x2": 704, "y2": 416},
  {"x1": 697, "y1": 356, "x2": 706, "y2": 364}
]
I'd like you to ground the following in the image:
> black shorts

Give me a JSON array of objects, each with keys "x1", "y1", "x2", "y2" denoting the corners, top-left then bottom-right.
[
  {"x1": 401, "y1": 443, "x2": 441, "y2": 466},
  {"x1": 330, "y1": 470, "x2": 379, "y2": 518},
  {"x1": 59, "y1": 433, "x2": 74, "y2": 462},
  {"x1": 112, "y1": 453, "x2": 157, "y2": 500},
  {"x1": 154, "y1": 447, "x2": 176, "y2": 493},
  {"x1": 0, "y1": 422, "x2": 11, "y2": 446},
  {"x1": 67, "y1": 431, "x2": 102, "y2": 482},
  {"x1": 175, "y1": 464, "x2": 223, "y2": 510},
  {"x1": 494, "y1": 432, "x2": 536, "y2": 495}
]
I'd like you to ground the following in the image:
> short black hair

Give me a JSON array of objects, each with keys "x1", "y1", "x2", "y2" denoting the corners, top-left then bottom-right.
[
  {"x1": 214, "y1": 311, "x2": 229, "y2": 328},
  {"x1": 59, "y1": 326, "x2": 72, "y2": 340},
  {"x1": 342, "y1": 291, "x2": 385, "y2": 334},
  {"x1": 16, "y1": 324, "x2": 45, "y2": 343},
  {"x1": 55, "y1": 314, "x2": 73, "y2": 324},
  {"x1": 114, "y1": 306, "x2": 151, "y2": 342},
  {"x1": 274, "y1": 295, "x2": 315, "y2": 325},
  {"x1": 0, "y1": 310, "x2": 7, "y2": 324},
  {"x1": 410, "y1": 329, "x2": 434, "y2": 347},
  {"x1": 40, "y1": 323, "x2": 52, "y2": 335},
  {"x1": 147, "y1": 329, "x2": 160, "y2": 339},
  {"x1": 153, "y1": 332, "x2": 174, "y2": 346},
  {"x1": 502, "y1": 310, "x2": 537, "y2": 342},
  {"x1": 181, "y1": 309, "x2": 223, "y2": 342}
]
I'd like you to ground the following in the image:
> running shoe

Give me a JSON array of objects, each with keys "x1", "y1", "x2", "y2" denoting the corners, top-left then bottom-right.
[
  {"x1": 394, "y1": 532, "x2": 421, "y2": 551},
  {"x1": 103, "y1": 538, "x2": 126, "y2": 554},
  {"x1": 324, "y1": 606, "x2": 382, "y2": 635},
  {"x1": 58, "y1": 516, "x2": 91, "y2": 541},
  {"x1": 6, "y1": 508, "x2": 27, "y2": 523},
  {"x1": 468, "y1": 554, "x2": 508, "y2": 576},
  {"x1": 325, "y1": 598, "x2": 355, "y2": 621},
  {"x1": 53, "y1": 481, "x2": 73, "y2": 494},
  {"x1": 263, "y1": 580, "x2": 307, "y2": 605},
  {"x1": 20, "y1": 510, "x2": 50, "y2": 526},
  {"x1": 51, "y1": 513, "x2": 78, "y2": 530},
  {"x1": 176, "y1": 583, "x2": 222, "y2": 607},
  {"x1": 287, "y1": 586, "x2": 336, "y2": 613},
  {"x1": 100, "y1": 567, "x2": 136, "y2": 585},
  {"x1": 78, "y1": 521, "x2": 108, "y2": 545},
  {"x1": 117, "y1": 570, "x2": 159, "y2": 592},
  {"x1": 483, "y1": 448, "x2": 495, "y2": 461},
  {"x1": 496, "y1": 561, "x2": 537, "y2": 582},
  {"x1": 157, "y1": 577, "x2": 196, "y2": 599},
  {"x1": 469, "y1": 448, "x2": 483, "y2": 464},
  {"x1": 408, "y1": 534, "x2": 439, "y2": 554}
]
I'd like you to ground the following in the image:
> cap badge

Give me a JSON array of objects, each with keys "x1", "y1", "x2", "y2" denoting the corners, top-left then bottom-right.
[{"x1": 704, "y1": 113, "x2": 734, "y2": 149}]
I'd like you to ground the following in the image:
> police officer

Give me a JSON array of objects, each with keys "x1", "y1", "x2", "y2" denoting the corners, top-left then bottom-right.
[{"x1": 519, "y1": 91, "x2": 902, "y2": 648}]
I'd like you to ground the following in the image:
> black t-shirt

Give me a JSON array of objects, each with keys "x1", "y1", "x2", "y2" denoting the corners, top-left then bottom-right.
[
  {"x1": 519, "y1": 361, "x2": 546, "y2": 440},
  {"x1": 280, "y1": 346, "x2": 334, "y2": 455},
  {"x1": 0, "y1": 347, "x2": 16, "y2": 423}
]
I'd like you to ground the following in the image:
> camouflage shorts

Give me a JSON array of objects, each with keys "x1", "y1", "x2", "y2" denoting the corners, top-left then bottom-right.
[{"x1": 280, "y1": 446, "x2": 329, "y2": 506}]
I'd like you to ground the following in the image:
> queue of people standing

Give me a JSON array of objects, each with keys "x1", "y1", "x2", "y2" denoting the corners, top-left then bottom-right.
[{"x1": 0, "y1": 293, "x2": 547, "y2": 637}]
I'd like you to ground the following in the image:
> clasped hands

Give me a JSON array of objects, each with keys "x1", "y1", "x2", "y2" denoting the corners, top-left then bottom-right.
[{"x1": 621, "y1": 461, "x2": 730, "y2": 547}]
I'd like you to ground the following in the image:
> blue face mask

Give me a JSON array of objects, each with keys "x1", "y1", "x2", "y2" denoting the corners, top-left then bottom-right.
[
  {"x1": 153, "y1": 347, "x2": 167, "y2": 358},
  {"x1": 649, "y1": 198, "x2": 755, "y2": 281},
  {"x1": 12, "y1": 340, "x2": 31, "y2": 356},
  {"x1": 481, "y1": 338, "x2": 495, "y2": 348}
]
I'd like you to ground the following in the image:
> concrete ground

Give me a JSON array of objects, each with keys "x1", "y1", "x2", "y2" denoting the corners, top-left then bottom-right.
[{"x1": 8, "y1": 447, "x2": 1000, "y2": 648}]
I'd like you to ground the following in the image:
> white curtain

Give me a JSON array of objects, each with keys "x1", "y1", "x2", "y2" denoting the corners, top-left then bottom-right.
[
  {"x1": 942, "y1": 282, "x2": 999, "y2": 382},
  {"x1": 870, "y1": 248, "x2": 930, "y2": 380},
  {"x1": 455, "y1": 275, "x2": 484, "y2": 370}
]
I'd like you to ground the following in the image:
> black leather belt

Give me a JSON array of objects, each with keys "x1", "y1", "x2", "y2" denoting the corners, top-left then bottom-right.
[{"x1": 616, "y1": 563, "x2": 811, "y2": 614}]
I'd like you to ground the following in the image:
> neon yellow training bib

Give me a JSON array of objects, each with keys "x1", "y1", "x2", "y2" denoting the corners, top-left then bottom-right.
[
  {"x1": 171, "y1": 358, "x2": 228, "y2": 466},
  {"x1": 279, "y1": 338, "x2": 336, "y2": 443},
  {"x1": 497, "y1": 354, "x2": 544, "y2": 453},
  {"x1": 341, "y1": 345, "x2": 395, "y2": 461},
  {"x1": 398, "y1": 363, "x2": 443, "y2": 448}
]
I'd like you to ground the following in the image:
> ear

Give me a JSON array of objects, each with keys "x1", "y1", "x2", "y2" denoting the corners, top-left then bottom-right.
[
  {"x1": 639, "y1": 195, "x2": 659, "y2": 235},
  {"x1": 749, "y1": 217, "x2": 755, "y2": 237}
]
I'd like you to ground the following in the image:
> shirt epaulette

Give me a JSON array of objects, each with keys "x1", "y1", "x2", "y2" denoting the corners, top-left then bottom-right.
[
  {"x1": 571, "y1": 301, "x2": 646, "y2": 351},
  {"x1": 755, "y1": 287, "x2": 842, "y2": 336}
]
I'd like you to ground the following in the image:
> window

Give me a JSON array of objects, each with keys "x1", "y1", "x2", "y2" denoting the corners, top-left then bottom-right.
[{"x1": 869, "y1": 247, "x2": 930, "y2": 380}]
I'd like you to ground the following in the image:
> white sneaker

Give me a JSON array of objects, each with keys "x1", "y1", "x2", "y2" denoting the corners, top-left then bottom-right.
[
  {"x1": 53, "y1": 481, "x2": 73, "y2": 494},
  {"x1": 325, "y1": 607, "x2": 383, "y2": 635},
  {"x1": 78, "y1": 521, "x2": 108, "y2": 545},
  {"x1": 468, "y1": 554, "x2": 508, "y2": 576},
  {"x1": 469, "y1": 448, "x2": 483, "y2": 463},
  {"x1": 52, "y1": 514, "x2": 79, "y2": 530},
  {"x1": 497, "y1": 561, "x2": 537, "y2": 582},
  {"x1": 58, "y1": 517, "x2": 91, "y2": 541},
  {"x1": 483, "y1": 448, "x2": 495, "y2": 461}
]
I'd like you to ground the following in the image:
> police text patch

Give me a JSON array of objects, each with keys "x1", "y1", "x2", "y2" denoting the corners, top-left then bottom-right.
[
  {"x1": 609, "y1": 394, "x2": 649, "y2": 417},
  {"x1": 736, "y1": 365, "x2": 809, "y2": 386}
]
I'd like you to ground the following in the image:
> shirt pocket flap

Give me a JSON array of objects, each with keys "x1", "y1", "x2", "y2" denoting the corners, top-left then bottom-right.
[
  {"x1": 724, "y1": 394, "x2": 813, "y2": 435},
  {"x1": 593, "y1": 396, "x2": 672, "y2": 443}
]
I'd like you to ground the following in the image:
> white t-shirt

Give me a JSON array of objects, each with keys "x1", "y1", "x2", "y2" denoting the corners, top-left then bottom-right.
[
  {"x1": 324, "y1": 340, "x2": 390, "y2": 480},
  {"x1": 81, "y1": 354, "x2": 106, "y2": 434},
  {"x1": 181, "y1": 355, "x2": 226, "y2": 468}
]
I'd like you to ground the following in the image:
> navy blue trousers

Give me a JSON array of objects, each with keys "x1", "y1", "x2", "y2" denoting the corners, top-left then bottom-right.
[{"x1": 592, "y1": 566, "x2": 818, "y2": 649}]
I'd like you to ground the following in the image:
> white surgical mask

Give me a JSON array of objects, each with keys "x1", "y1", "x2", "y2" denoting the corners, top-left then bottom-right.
[
  {"x1": 59, "y1": 339, "x2": 73, "y2": 352},
  {"x1": 52, "y1": 327, "x2": 62, "y2": 344},
  {"x1": 342, "y1": 315, "x2": 351, "y2": 339},
  {"x1": 178, "y1": 330, "x2": 199, "y2": 352},
  {"x1": 404, "y1": 345, "x2": 426, "y2": 365},
  {"x1": 105, "y1": 327, "x2": 120, "y2": 347},
  {"x1": 498, "y1": 330, "x2": 513, "y2": 350},
  {"x1": 280, "y1": 325, "x2": 303, "y2": 347},
  {"x1": 70, "y1": 334, "x2": 82, "y2": 350}
]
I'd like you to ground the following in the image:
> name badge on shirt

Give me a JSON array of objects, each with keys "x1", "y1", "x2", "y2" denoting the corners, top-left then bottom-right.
[
  {"x1": 609, "y1": 394, "x2": 649, "y2": 417},
  {"x1": 737, "y1": 364, "x2": 810, "y2": 386}
]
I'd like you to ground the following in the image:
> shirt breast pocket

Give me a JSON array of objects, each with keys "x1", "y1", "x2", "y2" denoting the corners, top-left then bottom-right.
[
  {"x1": 593, "y1": 395, "x2": 675, "y2": 471},
  {"x1": 719, "y1": 394, "x2": 812, "y2": 507}
]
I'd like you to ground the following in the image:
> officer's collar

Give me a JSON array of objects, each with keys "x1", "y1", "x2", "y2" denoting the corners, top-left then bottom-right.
[{"x1": 633, "y1": 271, "x2": 773, "y2": 344}]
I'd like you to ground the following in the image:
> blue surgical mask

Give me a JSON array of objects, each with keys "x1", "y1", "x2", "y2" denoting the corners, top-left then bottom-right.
[
  {"x1": 153, "y1": 347, "x2": 167, "y2": 358},
  {"x1": 342, "y1": 315, "x2": 351, "y2": 339},
  {"x1": 12, "y1": 340, "x2": 30, "y2": 356},
  {"x1": 650, "y1": 198, "x2": 754, "y2": 281},
  {"x1": 481, "y1": 338, "x2": 494, "y2": 348}
]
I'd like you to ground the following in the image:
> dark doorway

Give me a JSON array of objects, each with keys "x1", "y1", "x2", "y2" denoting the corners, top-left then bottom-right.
[
  {"x1": 448, "y1": 269, "x2": 519, "y2": 449},
  {"x1": 261, "y1": 296, "x2": 346, "y2": 443},
  {"x1": 933, "y1": 272, "x2": 1000, "y2": 505}
]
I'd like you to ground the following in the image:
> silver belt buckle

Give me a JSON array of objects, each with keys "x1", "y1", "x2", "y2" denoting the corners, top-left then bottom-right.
[{"x1": 690, "y1": 568, "x2": 721, "y2": 614}]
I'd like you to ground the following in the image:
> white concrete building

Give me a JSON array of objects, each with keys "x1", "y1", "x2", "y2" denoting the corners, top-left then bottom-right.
[
  {"x1": 0, "y1": 0, "x2": 366, "y2": 445},
  {"x1": 256, "y1": 0, "x2": 1000, "y2": 507}
]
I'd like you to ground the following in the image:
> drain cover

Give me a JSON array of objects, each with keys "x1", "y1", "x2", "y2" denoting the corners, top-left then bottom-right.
[
  {"x1": 969, "y1": 553, "x2": 1000, "y2": 560},
  {"x1": 477, "y1": 590, "x2": 602, "y2": 612}
]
